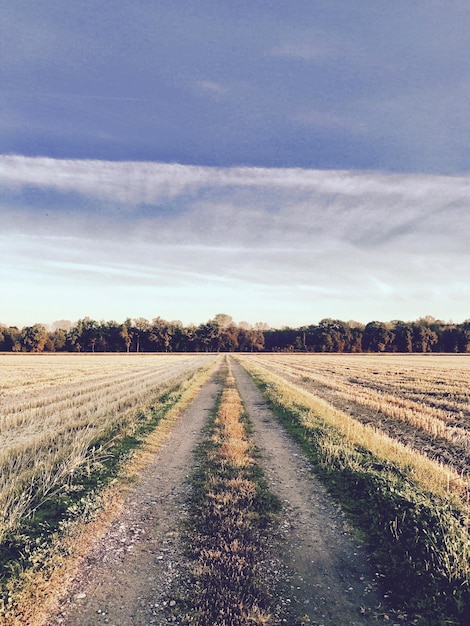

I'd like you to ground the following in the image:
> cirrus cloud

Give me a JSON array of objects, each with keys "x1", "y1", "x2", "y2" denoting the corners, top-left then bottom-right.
[{"x1": 1, "y1": 156, "x2": 469, "y2": 326}]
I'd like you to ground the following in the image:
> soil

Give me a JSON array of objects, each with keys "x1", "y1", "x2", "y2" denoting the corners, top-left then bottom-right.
[{"x1": 45, "y1": 357, "x2": 414, "y2": 626}]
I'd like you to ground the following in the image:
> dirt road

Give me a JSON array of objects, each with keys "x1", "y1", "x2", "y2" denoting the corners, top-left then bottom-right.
[
  {"x1": 48, "y1": 367, "x2": 221, "y2": 626},
  {"x1": 47, "y1": 357, "x2": 411, "y2": 626}
]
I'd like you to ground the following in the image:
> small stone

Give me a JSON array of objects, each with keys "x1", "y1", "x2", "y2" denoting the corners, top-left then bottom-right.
[
  {"x1": 169, "y1": 600, "x2": 176, "y2": 607},
  {"x1": 74, "y1": 592, "x2": 87, "y2": 600}
]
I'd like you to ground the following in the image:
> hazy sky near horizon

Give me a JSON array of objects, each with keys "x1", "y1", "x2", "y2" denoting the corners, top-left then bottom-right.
[{"x1": 1, "y1": 1, "x2": 469, "y2": 328}]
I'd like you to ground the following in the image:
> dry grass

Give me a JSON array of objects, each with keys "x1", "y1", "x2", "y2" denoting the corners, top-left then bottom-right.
[
  {"x1": 0, "y1": 353, "x2": 215, "y2": 544},
  {"x1": 185, "y1": 358, "x2": 277, "y2": 626},
  {"x1": 215, "y1": 382, "x2": 251, "y2": 468},
  {"x1": 237, "y1": 353, "x2": 470, "y2": 505}
]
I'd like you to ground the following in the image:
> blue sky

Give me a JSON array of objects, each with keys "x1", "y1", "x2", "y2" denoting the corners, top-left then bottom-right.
[{"x1": 1, "y1": 1, "x2": 469, "y2": 328}]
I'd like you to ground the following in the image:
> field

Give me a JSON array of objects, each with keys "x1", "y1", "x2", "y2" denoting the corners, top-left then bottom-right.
[
  {"x1": 236, "y1": 353, "x2": 470, "y2": 622},
  {"x1": 1, "y1": 353, "x2": 469, "y2": 624},
  {"x1": 237, "y1": 353, "x2": 470, "y2": 483},
  {"x1": 0, "y1": 353, "x2": 215, "y2": 546}
]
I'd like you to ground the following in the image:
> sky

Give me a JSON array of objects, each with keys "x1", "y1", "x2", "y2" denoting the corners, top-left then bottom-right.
[{"x1": 1, "y1": 1, "x2": 469, "y2": 329}]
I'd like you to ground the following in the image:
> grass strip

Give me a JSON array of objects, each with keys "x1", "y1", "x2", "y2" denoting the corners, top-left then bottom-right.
[
  {"x1": 239, "y1": 360, "x2": 470, "y2": 626},
  {"x1": 183, "y1": 359, "x2": 281, "y2": 625},
  {"x1": 0, "y1": 360, "x2": 217, "y2": 626}
]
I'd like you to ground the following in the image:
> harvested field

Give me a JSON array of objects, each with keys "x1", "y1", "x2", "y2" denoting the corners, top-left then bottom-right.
[
  {"x1": 236, "y1": 353, "x2": 470, "y2": 624},
  {"x1": 238, "y1": 354, "x2": 470, "y2": 477},
  {"x1": 1, "y1": 353, "x2": 469, "y2": 625},
  {"x1": 0, "y1": 353, "x2": 215, "y2": 545}
]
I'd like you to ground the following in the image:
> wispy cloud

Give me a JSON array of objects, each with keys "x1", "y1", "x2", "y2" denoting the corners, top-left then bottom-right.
[
  {"x1": 1, "y1": 156, "x2": 469, "y2": 325},
  {"x1": 1, "y1": 157, "x2": 469, "y2": 248},
  {"x1": 2, "y1": 155, "x2": 470, "y2": 201},
  {"x1": 294, "y1": 109, "x2": 366, "y2": 134},
  {"x1": 195, "y1": 80, "x2": 229, "y2": 97}
]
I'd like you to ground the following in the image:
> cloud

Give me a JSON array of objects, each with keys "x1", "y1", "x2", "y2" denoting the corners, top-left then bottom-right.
[
  {"x1": 2, "y1": 154, "x2": 470, "y2": 200},
  {"x1": 195, "y1": 80, "x2": 229, "y2": 97},
  {"x1": 267, "y1": 27, "x2": 358, "y2": 64},
  {"x1": 294, "y1": 109, "x2": 366, "y2": 134},
  {"x1": 1, "y1": 156, "x2": 469, "y2": 254},
  {"x1": 269, "y1": 41, "x2": 334, "y2": 61},
  {"x1": 1, "y1": 156, "x2": 469, "y2": 325}
]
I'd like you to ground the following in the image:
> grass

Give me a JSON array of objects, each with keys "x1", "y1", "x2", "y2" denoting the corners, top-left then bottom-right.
[
  {"x1": 0, "y1": 355, "x2": 217, "y2": 626},
  {"x1": 182, "y1": 358, "x2": 281, "y2": 626},
  {"x1": 237, "y1": 355, "x2": 470, "y2": 626}
]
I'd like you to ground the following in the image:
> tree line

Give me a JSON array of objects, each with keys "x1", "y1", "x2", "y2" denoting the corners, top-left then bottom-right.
[
  {"x1": 1, "y1": 314, "x2": 469, "y2": 353},
  {"x1": 264, "y1": 317, "x2": 470, "y2": 353}
]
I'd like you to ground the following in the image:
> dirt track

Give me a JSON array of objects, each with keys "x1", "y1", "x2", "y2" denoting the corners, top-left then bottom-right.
[{"x1": 47, "y1": 357, "x2": 412, "y2": 626}]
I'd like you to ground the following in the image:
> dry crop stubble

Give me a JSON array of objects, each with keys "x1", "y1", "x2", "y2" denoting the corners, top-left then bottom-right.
[
  {"x1": 0, "y1": 354, "x2": 214, "y2": 543},
  {"x1": 241, "y1": 353, "x2": 470, "y2": 482},
  {"x1": 1, "y1": 354, "x2": 220, "y2": 626}
]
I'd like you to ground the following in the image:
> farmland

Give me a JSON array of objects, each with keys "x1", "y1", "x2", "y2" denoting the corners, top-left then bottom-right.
[
  {"x1": 238, "y1": 354, "x2": 470, "y2": 480},
  {"x1": 0, "y1": 354, "x2": 216, "y2": 571},
  {"x1": 1, "y1": 352, "x2": 469, "y2": 624},
  {"x1": 236, "y1": 353, "x2": 470, "y2": 623}
]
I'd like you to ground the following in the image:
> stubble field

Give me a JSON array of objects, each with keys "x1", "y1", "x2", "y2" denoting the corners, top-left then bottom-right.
[
  {"x1": 0, "y1": 352, "x2": 469, "y2": 625},
  {"x1": 0, "y1": 353, "x2": 215, "y2": 547},
  {"x1": 238, "y1": 353, "x2": 470, "y2": 482}
]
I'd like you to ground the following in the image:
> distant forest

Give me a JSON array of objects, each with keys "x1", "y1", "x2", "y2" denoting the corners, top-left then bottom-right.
[{"x1": 1, "y1": 314, "x2": 470, "y2": 353}]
